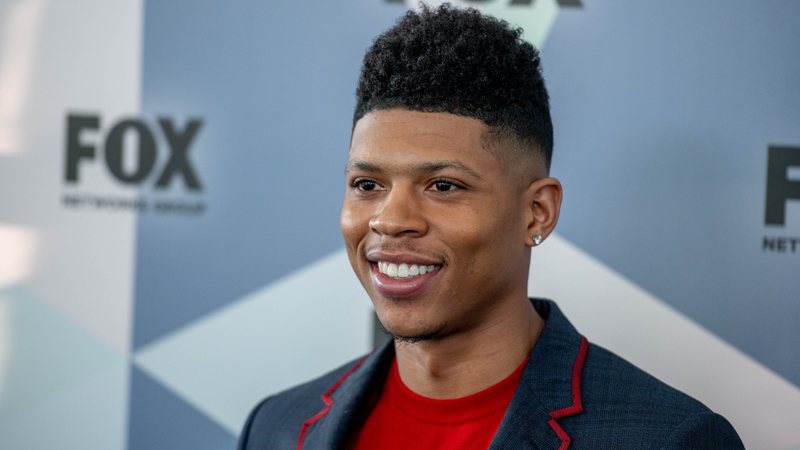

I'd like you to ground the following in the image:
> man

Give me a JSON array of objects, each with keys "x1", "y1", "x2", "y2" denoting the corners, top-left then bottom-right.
[{"x1": 239, "y1": 5, "x2": 743, "y2": 449}]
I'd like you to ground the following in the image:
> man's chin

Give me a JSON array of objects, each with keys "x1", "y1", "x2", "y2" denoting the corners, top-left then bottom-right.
[{"x1": 387, "y1": 323, "x2": 448, "y2": 344}]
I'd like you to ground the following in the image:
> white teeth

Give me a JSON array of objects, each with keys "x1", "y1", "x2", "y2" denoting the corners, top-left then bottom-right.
[{"x1": 377, "y1": 262, "x2": 440, "y2": 279}]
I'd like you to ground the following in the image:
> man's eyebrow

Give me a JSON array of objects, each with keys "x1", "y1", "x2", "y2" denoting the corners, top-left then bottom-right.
[
  {"x1": 345, "y1": 160, "x2": 482, "y2": 179},
  {"x1": 345, "y1": 160, "x2": 382, "y2": 174},
  {"x1": 410, "y1": 161, "x2": 483, "y2": 180}
]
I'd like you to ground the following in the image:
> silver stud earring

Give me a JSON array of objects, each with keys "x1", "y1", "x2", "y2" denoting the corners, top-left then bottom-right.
[{"x1": 532, "y1": 235, "x2": 543, "y2": 246}]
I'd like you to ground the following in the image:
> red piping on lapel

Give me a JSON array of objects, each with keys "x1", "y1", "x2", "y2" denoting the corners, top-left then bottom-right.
[
  {"x1": 547, "y1": 336, "x2": 589, "y2": 450},
  {"x1": 296, "y1": 355, "x2": 369, "y2": 450}
]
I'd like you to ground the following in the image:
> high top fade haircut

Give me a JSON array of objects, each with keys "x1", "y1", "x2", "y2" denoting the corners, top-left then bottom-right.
[{"x1": 354, "y1": 3, "x2": 553, "y2": 170}]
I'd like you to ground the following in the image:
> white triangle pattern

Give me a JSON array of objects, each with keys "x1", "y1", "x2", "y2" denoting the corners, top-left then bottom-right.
[{"x1": 134, "y1": 249, "x2": 373, "y2": 434}]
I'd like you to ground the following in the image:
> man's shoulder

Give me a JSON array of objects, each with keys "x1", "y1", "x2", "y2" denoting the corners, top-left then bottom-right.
[
  {"x1": 534, "y1": 301, "x2": 735, "y2": 415},
  {"x1": 522, "y1": 299, "x2": 743, "y2": 448},
  {"x1": 238, "y1": 356, "x2": 366, "y2": 450},
  {"x1": 571, "y1": 342, "x2": 742, "y2": 448},
  {"x1": 582, "y1": 342, "x2": 706, "y2": 411}
]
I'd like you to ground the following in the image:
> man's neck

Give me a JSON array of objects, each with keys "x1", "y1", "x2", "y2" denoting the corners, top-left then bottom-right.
[{"x1": 393, "y1": 297, "x2": 543, "y2": 399}]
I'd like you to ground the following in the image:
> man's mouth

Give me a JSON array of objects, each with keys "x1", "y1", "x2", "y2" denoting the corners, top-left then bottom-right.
[{"x1": 376, "y1": 262, "x2": 442, "y2": 279}]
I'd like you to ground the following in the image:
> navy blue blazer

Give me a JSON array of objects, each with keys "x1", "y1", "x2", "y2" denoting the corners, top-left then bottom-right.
[{"x1": 239, "y1": 299, "x2": 744, "y2": 449}]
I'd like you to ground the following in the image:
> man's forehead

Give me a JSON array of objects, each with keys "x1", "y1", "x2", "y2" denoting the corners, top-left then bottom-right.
[
  {"x1": 351, "y1": 110, "x2": 486, "y2": 145},
  {"x1": 349, "y1": 110, "x2": 493, "y2": 159},
  {"x1": 348, "y1": 109, "x2": 544, "y2": 181}
]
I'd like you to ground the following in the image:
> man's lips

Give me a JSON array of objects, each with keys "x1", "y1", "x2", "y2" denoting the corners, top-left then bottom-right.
[
  {"x1": 369, "y1": 263, "x2": 440, "y2": 298},
  {"x1": 365, "y1": 250, "x2": 443, "y2": 298}
]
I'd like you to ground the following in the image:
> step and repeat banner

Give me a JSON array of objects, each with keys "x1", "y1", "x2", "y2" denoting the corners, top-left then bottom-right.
[{"x1": 1, "y1": 0, "x2": 798, "y2": 448}]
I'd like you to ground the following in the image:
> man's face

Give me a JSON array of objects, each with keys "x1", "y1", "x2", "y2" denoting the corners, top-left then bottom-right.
[{"x1": 341, "y1": 109, "x2": 535, "y2": 341}]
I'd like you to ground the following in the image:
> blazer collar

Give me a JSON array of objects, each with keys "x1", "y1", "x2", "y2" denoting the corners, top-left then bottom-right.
[{"x1": 490, "y1": 299, "x2": 589, "y2": 450}]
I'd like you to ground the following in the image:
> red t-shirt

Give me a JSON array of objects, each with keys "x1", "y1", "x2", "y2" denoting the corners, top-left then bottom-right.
[{"x1": 351, "y1": 358, "x2": 527, "y2": 450}]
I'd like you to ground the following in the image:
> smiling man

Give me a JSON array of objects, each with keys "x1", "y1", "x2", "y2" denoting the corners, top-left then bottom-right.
[{"x1": 239, "y1": 5, "x2": 743, "y2": 449}]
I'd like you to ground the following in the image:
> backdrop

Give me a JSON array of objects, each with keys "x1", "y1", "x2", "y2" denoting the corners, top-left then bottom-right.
[{"x1": 0, "y1": 0, "x2": 798, "y2": 449}]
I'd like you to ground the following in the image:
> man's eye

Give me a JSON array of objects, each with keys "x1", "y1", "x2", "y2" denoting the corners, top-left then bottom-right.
[
  {"x1": 432, "y1": 180, "x2": 458, "y2": 192},
  {"x1": 355, "y1": 180, "x2": 378, "y2": 191}
]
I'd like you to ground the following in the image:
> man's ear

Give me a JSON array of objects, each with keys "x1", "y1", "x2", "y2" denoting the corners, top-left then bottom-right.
[{"x1": 524, "y1": 177, "x2": 562, "y2": 247}]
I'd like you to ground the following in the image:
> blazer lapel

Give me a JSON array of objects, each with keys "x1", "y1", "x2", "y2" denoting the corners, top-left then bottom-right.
[
  {"x1": 300, "y1": 340, "x2": 394, "y2": 450},
  {"x1": 489, "y1": 382, "x2": 563, "y2": 449},
  {"x1": 489, "y1": 299, "x2": 589, "y2": 450}
]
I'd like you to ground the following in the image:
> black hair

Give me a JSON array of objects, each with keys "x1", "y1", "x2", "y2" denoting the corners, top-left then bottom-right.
[{"x1": 354, "y1": 3, "x2": 553, "y2": 169}]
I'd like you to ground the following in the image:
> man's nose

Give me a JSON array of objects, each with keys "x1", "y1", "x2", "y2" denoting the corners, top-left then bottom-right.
[{"x1": 369, "y1": 188, "x2": 428, "y2": 237}]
